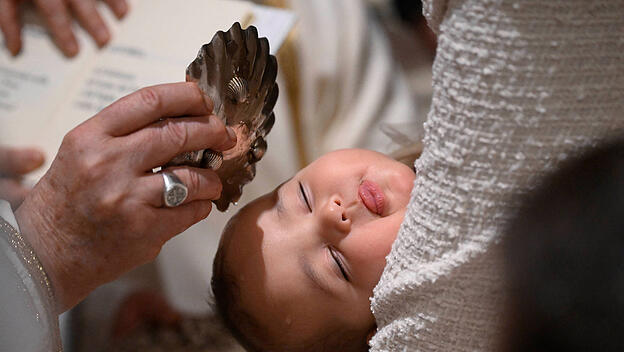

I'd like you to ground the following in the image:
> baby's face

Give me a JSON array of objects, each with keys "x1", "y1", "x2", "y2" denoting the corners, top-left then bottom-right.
[{"x1": 218, "y1": 149, "x2": 415, "y2": 346}]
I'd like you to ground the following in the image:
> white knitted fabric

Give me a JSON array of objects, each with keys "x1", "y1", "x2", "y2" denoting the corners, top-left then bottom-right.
[{"x1": 370, "y1": 1, "x2": 624, "y2": 351}]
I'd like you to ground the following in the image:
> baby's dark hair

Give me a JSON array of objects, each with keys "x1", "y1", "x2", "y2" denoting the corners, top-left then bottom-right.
[
  {"x1": 211, "y1": 224, "x2": 370, "y2": 352},
  {"x1": 210, "y1": 232, "x2": 264, "y2": 352},
  {"x1": 503, "y1": 137, "x2": 624, "y2": 351}
]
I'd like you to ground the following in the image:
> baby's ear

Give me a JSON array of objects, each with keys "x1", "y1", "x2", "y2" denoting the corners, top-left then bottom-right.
[{"x1": 366, "y1": 324, "x2": 378, "y2": 345}]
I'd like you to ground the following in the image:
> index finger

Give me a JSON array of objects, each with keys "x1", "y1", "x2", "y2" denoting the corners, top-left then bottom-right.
[
  {"x1": 0, "y1": 146, "x2": 45, "y2": 176},
  {"x1": 93, "y1": 82, "x2": 214, "y2": 136},
  {"x1": 69, "y1": 0, "x2": 111, "y2": 47},
  {"x1": 0, "y1": 0, "x2": 22, "y2": 56},
  {"x1": 34, "y1": 0, "x2": 79, "y2": 57}
]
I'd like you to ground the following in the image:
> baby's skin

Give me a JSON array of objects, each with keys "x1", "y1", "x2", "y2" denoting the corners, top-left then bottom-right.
[{"x1": 213, "y1": 149, "x2": 415, "y2": 350}]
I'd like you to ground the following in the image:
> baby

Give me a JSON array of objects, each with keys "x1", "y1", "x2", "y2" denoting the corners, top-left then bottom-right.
[{"x1": 211, "y1": 149, "x2": 416, "y2": 351}]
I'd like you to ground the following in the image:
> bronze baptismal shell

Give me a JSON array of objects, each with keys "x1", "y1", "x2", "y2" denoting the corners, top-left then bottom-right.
[{"x1": 167, "y1": 22, "x2": 278, "y2": 211}]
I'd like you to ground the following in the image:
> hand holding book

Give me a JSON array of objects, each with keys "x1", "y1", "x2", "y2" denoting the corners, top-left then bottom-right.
[{"x1": 0, "y1": 0, "x2": 128, "y2": 57}]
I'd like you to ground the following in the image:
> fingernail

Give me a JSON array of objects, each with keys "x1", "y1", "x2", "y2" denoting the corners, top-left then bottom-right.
[
  {"x1": 66, "y1": 41, "x2": 79, "y2": 57},
  {"x1": 8, "y1": 41, "x2": 21, "y2": 56},
  {"x1": 97, "y1": 28, "x2": 110, "y2": 45},
  {"x1": 116, "y1": 2, "x2": 128, "y2": 17},
  {"x1": 226, "y1": 126, "x2": 237, "y2": 142},
  {"x1": 22, "y1": 150, "x2": 44, "y2": 170}
]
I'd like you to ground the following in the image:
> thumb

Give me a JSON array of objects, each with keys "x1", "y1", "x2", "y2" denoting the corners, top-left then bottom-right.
[
  {"x1": 0, "y1": 147, "x2": 45, "y2": 176},
  {"x1": 0, "y1": 178, "x2": 30, "y2": 209}
]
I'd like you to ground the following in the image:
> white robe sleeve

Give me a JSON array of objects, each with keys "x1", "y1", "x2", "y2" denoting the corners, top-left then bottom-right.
[
  {"x1": 291, "y1": 0, "x2": 418, "y2": 159},
  {"x1": 0, "y1": 201, "x2": 61, "y2": 351},
  {"x1": 370, "y1": 0, "x2": 624, "y2": 350}
]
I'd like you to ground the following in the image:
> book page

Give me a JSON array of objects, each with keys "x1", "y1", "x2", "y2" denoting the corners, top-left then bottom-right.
[
  {"x1": 52, "y1": 0, "x2": 253, "y2": 120},
  {"x1": 0, "y1": 3, "x2": 123, "y2": 147},
  {"x1": 251, "y1": 4, "x2": 297, "y2": 55},
  {"x1": 41, "y1": 0, "x2": 253, "y2": 162},
  {"x1": 1, "y1": 0, "x2": 254, "y2": 179}
]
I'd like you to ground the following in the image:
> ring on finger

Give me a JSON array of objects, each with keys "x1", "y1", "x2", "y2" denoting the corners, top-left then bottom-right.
[{"x1": 161, "y1": 171, "x2": 188, "y2": 207}]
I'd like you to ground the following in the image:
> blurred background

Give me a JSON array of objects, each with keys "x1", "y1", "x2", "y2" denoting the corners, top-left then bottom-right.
[{"x1": 2, "y1": 0, "x2": 436, "y2": 350}]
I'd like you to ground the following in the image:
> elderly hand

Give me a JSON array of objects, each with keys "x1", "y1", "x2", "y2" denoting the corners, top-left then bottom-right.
[
  {"x1": 14, "y1": 82, "x2": 236, "y2": 313},
  {"x1": 0, "y1": 0, "x2": 128, "y2": 57},
  {"x1": 0, "y1": 146, "x2": 44, "y2": 209}
]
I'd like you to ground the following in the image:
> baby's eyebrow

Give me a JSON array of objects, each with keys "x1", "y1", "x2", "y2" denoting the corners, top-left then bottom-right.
[
  {"x1": 300, "y1": 255, "x2": 338, "y2": 299},
  {"x1": 275, "y1": 177, "x2": 292, "y2": 218},
  {"x1": 275, "y1": 187, "x2": 285, "y2": 218}
]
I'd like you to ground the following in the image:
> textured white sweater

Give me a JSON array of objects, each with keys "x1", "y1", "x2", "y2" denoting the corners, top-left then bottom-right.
[{"x1": 370, "y1": 0, "x2": 624, "y2": 350}]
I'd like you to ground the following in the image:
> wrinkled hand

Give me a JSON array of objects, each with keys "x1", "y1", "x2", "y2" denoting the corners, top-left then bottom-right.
[
  {"x1": 0, "y1": 146, "x2": 44, "y2": 209},
  {"x1": 15, "y1": 82, "x2": 236, "y2": 313},
  {"x1": 0, "y1": 0, "x2": 128, "y2": 57}
]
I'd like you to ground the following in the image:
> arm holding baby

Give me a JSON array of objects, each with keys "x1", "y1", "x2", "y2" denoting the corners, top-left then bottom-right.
[{"x1": 369, "y1": 0, "x2": 624, "y2": 350}]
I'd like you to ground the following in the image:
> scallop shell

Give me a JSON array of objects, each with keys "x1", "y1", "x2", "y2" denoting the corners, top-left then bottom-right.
[
  {"x1": 226, "y1": 76, "x2": 248, "y2": 103},
  {"x1": 203, "y1": 150, "x2": 223, "y2": 170},
  {"x1": 167, "y1": 22, "x2": 278, "y2": 211}
]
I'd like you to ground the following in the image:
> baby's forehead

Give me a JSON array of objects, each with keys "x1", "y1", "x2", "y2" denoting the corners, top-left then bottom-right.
[
  {"x1": 219, "y1": 188, "x2": 278, "y2": 266},
  {"x1": 221, "y1": 177, "x2": 291, "y2": 237}
]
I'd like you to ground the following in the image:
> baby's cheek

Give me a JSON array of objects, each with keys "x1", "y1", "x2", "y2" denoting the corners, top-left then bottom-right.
[
  {"x1": 362, "y1": 232, "x2": 394, "y2": 259},
  {"x1": 348, "y1": 218, "x2": 401, "y2": 285}
]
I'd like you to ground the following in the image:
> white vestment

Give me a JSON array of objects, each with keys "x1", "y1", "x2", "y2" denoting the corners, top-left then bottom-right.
[
  {"x1": 370, "y1": 0, "x2": 624, "y2": 350},
  {"x1": 0, "y1": 202, "x2": 61, "y2": 351}
]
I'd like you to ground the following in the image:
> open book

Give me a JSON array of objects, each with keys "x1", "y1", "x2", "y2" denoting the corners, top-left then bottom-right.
[{"x1": 0, "y1": 0, "x2": 294, "y2": 180}]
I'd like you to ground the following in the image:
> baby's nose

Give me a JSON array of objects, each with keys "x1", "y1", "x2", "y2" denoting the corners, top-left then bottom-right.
[{"x1": 321, "y1": 195, "x2": 352, "y2": 235}]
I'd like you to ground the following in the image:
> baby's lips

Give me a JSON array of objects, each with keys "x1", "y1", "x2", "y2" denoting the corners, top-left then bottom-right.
[{"x1": 358, "y1": 180, "x2": 385, "y2": 215}]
